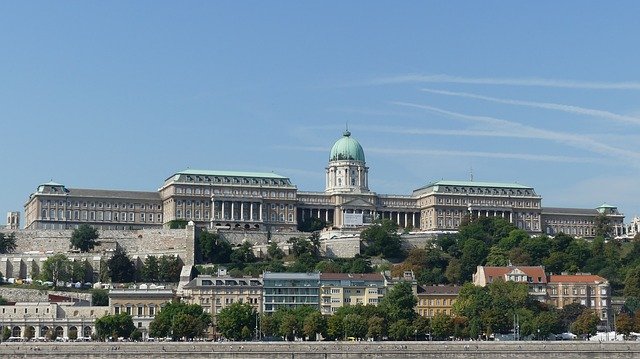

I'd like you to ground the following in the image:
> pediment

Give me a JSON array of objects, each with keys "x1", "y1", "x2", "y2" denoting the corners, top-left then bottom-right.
[{"x1": 341, "y1": 198, "x2": 376, "y2": 208}]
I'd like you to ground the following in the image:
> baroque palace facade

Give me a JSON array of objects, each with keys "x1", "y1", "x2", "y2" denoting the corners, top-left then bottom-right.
[{"x1": 23, "y1": 131, "x2": 625, "y2": 238}]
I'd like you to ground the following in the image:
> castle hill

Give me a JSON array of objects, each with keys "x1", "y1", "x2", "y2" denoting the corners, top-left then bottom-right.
[
  {"x1": 1, "y1": 131, "x2": 640, "y2": 358},
  {"x1": 3, "y1": 2, "x2": 640, "y2": 358}
]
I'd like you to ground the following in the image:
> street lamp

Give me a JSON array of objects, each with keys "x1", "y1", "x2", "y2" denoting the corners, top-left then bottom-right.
[{"x1": 414, "y1": 329, "x2": 418, "y2": 341}]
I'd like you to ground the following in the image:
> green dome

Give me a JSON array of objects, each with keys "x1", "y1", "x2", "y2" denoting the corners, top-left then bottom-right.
[{"x1": 329, "y1": 130, "x2": 365, "y2": 162}]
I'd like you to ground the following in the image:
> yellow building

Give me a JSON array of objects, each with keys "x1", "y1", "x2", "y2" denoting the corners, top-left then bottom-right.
[
  {"x1": 181, "y1": 275, "x2": 263, "y2": 318},
  {"x1": 319, "y1": 273, "x2": 385, "y2": 315},
  {"x1": 108, "y1": 288, "x2": 174, "y2": 338},
  {"x1": 416, "y1": 285, "x2": 460, "y2": 318}
]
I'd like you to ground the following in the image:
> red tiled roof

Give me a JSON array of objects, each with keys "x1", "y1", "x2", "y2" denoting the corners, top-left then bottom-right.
[
  {"x1": 320, "y1": 273, "x2": 384, "y2": 281},
  {"x1": 548, "y1": 274, "x2": 606, "y2": 283},
  {"x1": 481, "y1": 266, "x2": 547, "y2": 283}
]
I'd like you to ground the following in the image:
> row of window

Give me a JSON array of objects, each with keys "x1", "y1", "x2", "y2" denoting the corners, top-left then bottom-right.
[
  {"x1": 434, "y1": 197, "x2": 540, "y2": 208},
  {"x1": 439, "y1": 186, "x2": 535, "y2": 196},
  {"x1": 175, "y1": 186, "x2": 295, "y2": 198},
  {"x1": 41, "y1": 200, "x2": 160, "y2": 210},
  {"x1": 418, "y1": 298, "x2": 456, "y2": 306},
  {"x1": 113, "y1": 304, "x2": 157, "y2": 317},
  {"x1": 180, "y1": 175, "x2": 291, "y2": 187},
  {"x1": 41, "y1": 210, "x2": 162, "y2": 223}
]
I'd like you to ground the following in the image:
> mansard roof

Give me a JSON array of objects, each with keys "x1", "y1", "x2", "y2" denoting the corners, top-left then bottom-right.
[
  {"x1": 172, "y1": 169, "x2": 288, "y2": 180},
  {"x1": 67, "y1": 188, "x2": 161, "y2": 201},
  {"x1": 542, "y1": 207, "x2": 599, "y2": 215}
]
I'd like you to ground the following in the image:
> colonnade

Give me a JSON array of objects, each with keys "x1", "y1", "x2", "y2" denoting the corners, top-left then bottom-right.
[
  {"x1": 469, "y1": 209, "x2": 513, "y2": 222},
  {"x1": 211, "y1": 200, "x2": 263, "y2": 222},
  {"x1": 0, "y1": 322, "x2": 94, "y2": 339}
]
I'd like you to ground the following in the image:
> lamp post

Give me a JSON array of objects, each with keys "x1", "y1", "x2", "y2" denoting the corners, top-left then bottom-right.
[{"x1": 414, "y1": 329, "x2": 418, "y2": 341}]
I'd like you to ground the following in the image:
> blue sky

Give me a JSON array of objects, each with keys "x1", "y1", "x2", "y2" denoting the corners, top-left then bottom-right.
[{"x1": 2, "y1": 2, "x2": 640, "y2": 224}]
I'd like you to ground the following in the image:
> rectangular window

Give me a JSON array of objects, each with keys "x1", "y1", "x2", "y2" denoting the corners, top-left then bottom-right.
[
  {"x1": 149, "y1": 306, "x2": 155, "y2": 316},
  {"x1": 137, "y1": 306, "x2": 144, "y2": 316}
]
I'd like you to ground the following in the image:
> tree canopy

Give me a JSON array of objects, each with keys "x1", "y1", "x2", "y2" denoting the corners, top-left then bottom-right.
[
  {"x1": 70, "y1": 224, "x2": 99, "y2": 252},
  {"x1": 361, "y1": 219, "x2": 404, "y2": 259},
  {"x1": 107, "y1": 247, "x2": 136, "y2": 283},
  {"x1": 149, "y1": 302, "x2": 211, "y2": 340},
  {"x1": 0, "y1": 232, "x2": 17, "y2": 254},
  {"x1": 216, "y1": 302, "x2": 256, "y2": 340},
  {"x1": 95, "y1": 313, "x2": 136, "y2": 340}
]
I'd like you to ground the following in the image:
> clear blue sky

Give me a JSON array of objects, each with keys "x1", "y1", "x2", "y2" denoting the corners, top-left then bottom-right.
[{"x1": 2, "y1": 2, "x2": 640, "y2": 225}]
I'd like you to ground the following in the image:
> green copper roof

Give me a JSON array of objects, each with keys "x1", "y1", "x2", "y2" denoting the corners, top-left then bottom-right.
[
  {"x1": 417, "y1": 180, "x2": 533, "y2": 191},
  {"x1": 597, "y1": 203, "x2": 617, "y2": 208},
  {"x1": 175, "y1": 169, "x2": 288, "y2": 179},
  {"x1": 329, "y1": 130, "x2": 365, "y2": 162}
]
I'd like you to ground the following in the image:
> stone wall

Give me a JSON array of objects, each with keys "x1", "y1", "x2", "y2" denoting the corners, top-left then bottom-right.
[
  {"x1": 1, "y1": 341, "x2": 640, "y2": 358},
  {"x1": 0, "y1": 287, "x2": 92, "y2": 303},
  {"x1": 0, "y1": 226, "x2": 195, "y2": 280}
]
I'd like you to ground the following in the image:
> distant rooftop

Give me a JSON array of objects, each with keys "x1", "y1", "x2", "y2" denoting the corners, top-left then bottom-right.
[
  {"x1": 171, "y1": 169, "x2": 288, "y2": 180},
  {"x1": 419, "y1": 180, "x2": 533, "y2": 190}
]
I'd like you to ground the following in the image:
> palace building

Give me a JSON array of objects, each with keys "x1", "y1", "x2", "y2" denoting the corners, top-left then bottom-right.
[{"x1": 23, "y1": 131, "x2": 625, "y2": 238}]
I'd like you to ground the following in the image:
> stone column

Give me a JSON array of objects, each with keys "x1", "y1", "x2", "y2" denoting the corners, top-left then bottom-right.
[
  {"x1": 250, "y1": 202, "x2": 254, "y2": 221},
  {"x1": 404, "y1": 212, "x2": 408, "y2": 227},
  {"x1": 231, "y1": 202, "x2": 235, "y2": 220},
  {"x1": 396, "y1": 212, "x2": 400, "y2": 225},
  {"x1": 412, "y1": 213, "x2": 416, "y2": 227},
  {"x1": 259, "y1": 203, "x2": 263, "y2": 221},
  {"x1": 221, "y1": 201, "x2": 226, "y2": 220},
  {"x1": 325, "y1": 209, "x2": 329, "y2": 222},
  {"x1": 241, "y1": 202, "x2": 245, "y2": 221}
]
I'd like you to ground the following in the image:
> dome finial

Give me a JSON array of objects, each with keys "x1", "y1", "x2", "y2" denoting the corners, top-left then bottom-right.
[{"x1": 343, "y1": 122, "x2": 351, "y2": 137}]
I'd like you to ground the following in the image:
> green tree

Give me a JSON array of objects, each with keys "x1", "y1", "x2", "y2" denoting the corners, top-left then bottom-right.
[
  {"x1": 297, "y1": 217, "x2": 328, "y2": 232},
  {"x1": 130, "y1": 329, "x2": 142, "y2": 341},
  {"x1": 388, "y1": 319, "x2": 412, "y2": 340},
  {"x1": 361, "y1": 219, "x2": 404, "y2": 259},
  {"x1": 559, "y1": 303, "x2": 586, "y2": 331},
  {"x1": 430, "y1": 313, "x2": 454, "y2": 340},
  {"x1": 497, "y1": 229, "x2": 529, "y2": 251},
  {"x1": 616, "y1": 312, "x2": 634, "y2": 338},
  {"x1": 379, "y1": 281, "x2": 417, "y2": 323},
  {"x1": 199, "y1": 231, "x2": 232, "y2": 264},
  {"x1": 141, "y1": 256, "x2": 159, "y2": 282},
  {"x1": 570, "y1": 310, "x2": 599, "y2": 337},
  {"x1": 532, "y1": 311, "x2": 562, "y2": 339},
  {"x1": 327, "y1": 313, "x2": 344, "y2": 340},
  {"x1": 158, "y1": 255, "x2": 182, "y2": 282},
  {"x1": 302, "y1": 311, "x2": 327, "y2": 341},
  {"x1": 343, "y1": 313, "x2": 367, "y2": 340},
  {"x1": 279, "y1": 313, "x2": 301, "y2": 341},
  {"x1": 412, "y1": 316, "x2": 430, "y2": 340},
  {"x1": 624, "y1": 265, "x2": 640, "y2": 299},
  {"x1": 40, "y1": 254, "x2": 72, "y2": 287},
  {"x1": 485, "y1": 246, "x2": 509, "y2": 266},
  {"x1": 594, "y1": 214, "x2": 613, "y2": 239},
  {"x1": 267, "y1": 242, "x2": 285, "y2": 260},
  {"x1": 92, "y1": 289, "x2": 109, "y2": 306},
  {"x1": 459, "y1": 238, "x2": 488, "y2": 281},
  {"x1": 95, "y1": 313, "x2": 136, "y2": 340},
  {"x1": 230, "y1": 242, "x2": 256, "y2": 267},
  {"x1": 149, "y1": 302, "x2": 211, "y2": 340},
  {"x1": 168, "y1": 219, "x2": 188, "y2": 229},
  {"x1": 70, "y1": 224, "x2": 99, "y2": 252},
  {"x1": 107, "y1": 247, "x2": 136, "y2": 283},
  {"x1": 0, "y1": 232, "x2": 17, "y2": 254},
  {"x1": 2, "y1": 327, "x2": 10, "y2": 341},
  {"x1": 216, "y1": 302, "x2": 256, "y2": 341},
  {"x1": 367, "y1": 315, "x2": 386, "y2": 340}
]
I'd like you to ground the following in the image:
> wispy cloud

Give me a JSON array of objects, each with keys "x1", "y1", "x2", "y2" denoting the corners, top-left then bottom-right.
[
  {"x1": 367, "y1": 147, "x2": 599, "y2": 164},
  {"x1": 368, "y1": 74, "x2": 640, "y2": 90},
  {"x1": 275, "y1": 145, "x2": 599, "y2": 164},
  {"x1": 421, "y1": 88, "x2": 640, "y2": 126},
  {"x1": 391, "y1": 102, "x2": 640, "y2": 162}
]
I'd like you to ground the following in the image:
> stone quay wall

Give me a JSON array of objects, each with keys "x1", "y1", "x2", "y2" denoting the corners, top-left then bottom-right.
[{"x1": 1, "y1": 341, "x2": 640, "y2": 359}]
